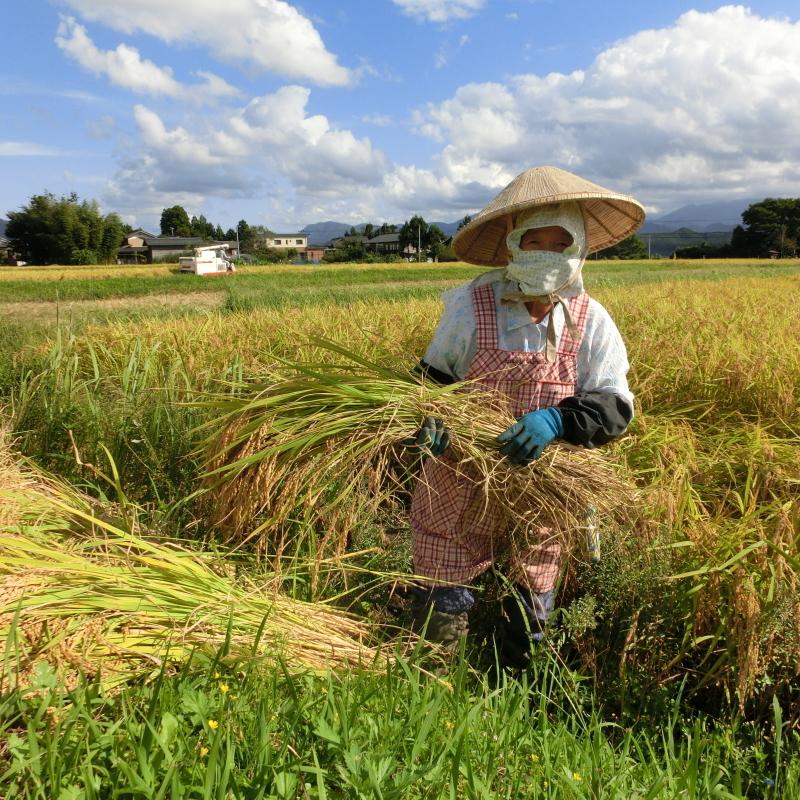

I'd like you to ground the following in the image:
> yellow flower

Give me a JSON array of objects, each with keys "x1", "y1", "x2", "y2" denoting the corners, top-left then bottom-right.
[
  {"x1": 208, "y1": 719, "x2": 219, "y2": 730},
  {"x1": 219, "y1": 683, "x2": 229, "y2": 694},
  {"x1": 444, "y1": 720, "x2": 454, "y2": 730},
  {"x1": 572, "y1": 772, "x2": 582, "y2": 782},
  {"x1": 200, "y1": 746, "x2": 209, "y2": 757},
  {"x1": 230, "y1": 694, "x2": 238, "y2": 700},
  {"x1": 213, "y1": 671, "x2": 221, "y2": 679},
  {"x1": 531, "y1": 754, "x2": 540, "y2": 763}
]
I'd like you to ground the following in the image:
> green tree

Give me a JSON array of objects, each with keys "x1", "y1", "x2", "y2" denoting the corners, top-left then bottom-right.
[
  {"x1": 731, "y1": 198, "x2": 800, "y2": 257},
  {"x1": 224, "y1": 228, "x2": 237, "y2": 241},
  {"x1": 601, "y1": 234, "x2": 648, "y2": 259},
  {"x1": 362, "y1": 223, "x2": 375, "y2": 239},
  {"x1": 190, "y1": 214, "x2": 216, "y2": 239},
  {"x1": 6, "y1": 192, "x2": 125, "y2": 265},
  {"x1": 427, "y1": 224, "x2": 447, "y2": 260},
  {"x1": 214, "y1": 225, "x2": 225, "y2": 241},
  {"x1": 399, "y1": 215, "x2": 430, "y2": 260},
  {"x1": 378, "y1": 222, "x2": 397, "y2": 234},
  {"x1": 160, "y1": 206, "x2": 192, "y2": 237},
  {"x1": 457, "y1": 214, "x2": 472, "y2": 231}
]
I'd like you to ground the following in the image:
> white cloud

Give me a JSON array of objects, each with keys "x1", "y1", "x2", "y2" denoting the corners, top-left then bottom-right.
[
  {"x1": 393, "y1": 0, "x2": 485, "y2": 23},
  {"x1": 56, "y1": 17, "x2": 240, "y2": 100},
  {"x1": 410, "y1": 6, "x2": 800, "y2": 212},
  {"x1": 107, "y1": 86, "x2": 388, "y2": 224},
  {"x1": 0, "y1": 142, "x2": 65, "y2": 156},
  {"x1": 61, "y1": 0, "x2": 352, "y2": 86}
]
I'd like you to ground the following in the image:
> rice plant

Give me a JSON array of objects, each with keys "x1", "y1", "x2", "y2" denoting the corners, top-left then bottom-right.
[
  {"x1": 0, "y1": 440, "x2": 382, "y2": 692},
  {"x1": 198, "y1": 337, "x2": 637, "y2": 574}
]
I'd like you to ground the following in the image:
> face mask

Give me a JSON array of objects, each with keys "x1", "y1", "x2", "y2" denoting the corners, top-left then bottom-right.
[{"x1": 505, "y1": 202, "x2": 587, "y2": 298}]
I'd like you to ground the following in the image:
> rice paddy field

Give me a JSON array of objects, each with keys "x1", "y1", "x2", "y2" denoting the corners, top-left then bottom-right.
[{"x1": 1, "y1": 258, "x2": 799, "y2": 798}]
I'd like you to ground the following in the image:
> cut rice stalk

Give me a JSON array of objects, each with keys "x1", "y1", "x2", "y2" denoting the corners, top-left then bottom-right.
[
  {"x1": 200, "y1": 337, "x2": 638, "y2": 559},
  {"x1": 0, "y1": 441, "x2": 383, "y2": 692}
]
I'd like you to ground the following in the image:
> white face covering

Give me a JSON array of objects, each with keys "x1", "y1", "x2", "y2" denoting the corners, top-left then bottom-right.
[{"x1": 505, "y1": 201, "x2": 587, "y2": 298}]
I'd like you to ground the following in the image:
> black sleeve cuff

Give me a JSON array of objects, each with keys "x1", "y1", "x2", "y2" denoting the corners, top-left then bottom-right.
[
  {"x1": 557, "y1": 391, "x2": 633, "y2": 448},
  {"x1": 415, "y1": 359, "x2": 457, "y2": 386}
]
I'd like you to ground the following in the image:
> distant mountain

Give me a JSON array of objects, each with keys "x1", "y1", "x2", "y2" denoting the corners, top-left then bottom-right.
[
  {"x1": 300, "y1": 221, "x2": 354, "y2": 246},
  {"x1": 647, "y1": 199, "x2": 757, "y2": 232},
  {"x1": 430, "y1": 220, "x2": 460, "y2": 237}
]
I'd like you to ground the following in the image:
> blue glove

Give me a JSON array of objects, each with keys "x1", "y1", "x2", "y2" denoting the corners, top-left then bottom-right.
[
  {"x1": 497, "y1": 407, "x2": 564, "y2": 465},
  {"x1": 407, "y1": 416, "x2": 450, "y2": 457}
]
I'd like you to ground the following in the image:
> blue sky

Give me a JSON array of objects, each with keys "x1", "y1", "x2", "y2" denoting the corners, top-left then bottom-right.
[{"x1": 3, "y1": 1, "x2": 800, "y2": 232}]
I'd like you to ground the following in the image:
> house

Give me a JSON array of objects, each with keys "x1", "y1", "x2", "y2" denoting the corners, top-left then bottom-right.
[
  {"x1": 117, "y1": 229, "x2": 204, "y2": 263},
  {"x1": 365, "y1": 233, "x2": 401, "y2": 256},
  {"x1": 260, "y1": 233, "x2": 309, "y2": 251},
  {"x1": 305, "y1": 246, "x2": 326, "y2": 263},
  {"x1": 0, "y1": 236, "x2": 15, "y2": 264},
  {"x1": 328, "y1": 235, "x2": 366, "y2": 250}
]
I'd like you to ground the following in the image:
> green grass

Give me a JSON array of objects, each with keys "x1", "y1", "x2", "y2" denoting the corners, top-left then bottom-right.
[{"x1": 2, "y1": 648, "x2": 796, "y2": 799}]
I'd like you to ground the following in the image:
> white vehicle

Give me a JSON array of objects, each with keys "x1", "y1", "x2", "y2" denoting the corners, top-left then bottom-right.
[{"x1": 179, "y1": 244, "x2": 236, "y2": 276}]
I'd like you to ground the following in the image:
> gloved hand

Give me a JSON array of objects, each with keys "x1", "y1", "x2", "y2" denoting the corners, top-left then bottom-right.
[
  {"x1": 497, "y1": 407, "x2": 564, "y2": 465},
  {"x1": 406, "y1": 416, "x2": 450, "y2": 457}
]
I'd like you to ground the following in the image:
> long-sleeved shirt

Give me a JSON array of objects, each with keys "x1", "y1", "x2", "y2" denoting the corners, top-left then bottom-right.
[{"x1": 421, "y1": 270, "x2": 634, "y2": 447}]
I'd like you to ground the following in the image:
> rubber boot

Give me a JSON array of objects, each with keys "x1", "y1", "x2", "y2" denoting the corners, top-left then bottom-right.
[
  {"x1": 498, "y1": 586, "x2": 555, "y2": 669},
  {"x1": 409, "y1": 585, "x2": 475, "y2": 648}
]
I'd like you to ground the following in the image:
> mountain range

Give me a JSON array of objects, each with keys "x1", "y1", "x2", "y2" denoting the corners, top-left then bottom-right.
[{"x1": 302, "y1": 200, "x2": 756, "y2": 246}]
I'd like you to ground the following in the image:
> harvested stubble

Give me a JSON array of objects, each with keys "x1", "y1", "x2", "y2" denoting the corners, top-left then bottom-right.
[
  {"x1": 201, "y1": 338, "x2": 637, "y2": 566},
  {"x1": 0, "y1": 441, "x2": 381, "y2": 692}
]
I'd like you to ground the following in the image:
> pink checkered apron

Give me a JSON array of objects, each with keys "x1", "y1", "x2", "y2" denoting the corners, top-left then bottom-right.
[{"x1": 411, "y1": 284, "x2": 591, "y2": 593}]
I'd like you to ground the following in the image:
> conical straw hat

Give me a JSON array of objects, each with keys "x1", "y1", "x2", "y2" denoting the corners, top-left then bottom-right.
[{"x1": 453, "y1": 166, "x2": 646, "y2": 266}]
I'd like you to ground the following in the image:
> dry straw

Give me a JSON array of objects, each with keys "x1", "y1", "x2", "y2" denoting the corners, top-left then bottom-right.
[
  {"x1": 200, "y1": 337, "x2": 637, "y2": 564},
  {"x1": 0, "y1": 438, "x2": 381, "y2": 692}
]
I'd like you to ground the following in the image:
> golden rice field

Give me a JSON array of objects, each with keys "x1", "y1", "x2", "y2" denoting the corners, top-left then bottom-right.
[{"x1": 0, "y1": 259, "x2": 798, "y2": 797}]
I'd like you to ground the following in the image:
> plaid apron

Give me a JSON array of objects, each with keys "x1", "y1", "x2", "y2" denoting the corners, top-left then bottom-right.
[{"x1": 411, "y1": 284, "x2": 590, "y2": 592}]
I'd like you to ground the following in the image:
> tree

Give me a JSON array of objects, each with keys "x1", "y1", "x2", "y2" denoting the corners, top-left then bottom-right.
[
  {"x1": 233, "y1": 219, "x2": 254, "y2": 252},
  {"x1": 427, "y1": 224, "x2": 447, "y2": 260},
  {"x1": 190, "y1": 214, "x2": 216, "y2": 240},
  {"x1": 399, "y1": 215, "x2": 430, "y2": 260},
  {"x1": 6, "y1": 192, "x2": 125, "y2": 265},
  {"x1": 601, "y1": 234, "x2": 648, "y2": 260},
  {"x1": 224, "y1": 228, "x2": 237, "y2": 241},
  {"x1": 362, "y1": 223, "x2": 375, "y2": 239},
  {"x1": 730, "y1": 198, "x2": 800, "y2": 257},
  {"x1": 378, "y1": 222, "x2": 397, "y2": 235},
  {"x1": 160, "y1": 206, "x2": 191, "y2": 237},
  {"x1": 457, "y1": 214, "x2": 472, "y2": 231}
]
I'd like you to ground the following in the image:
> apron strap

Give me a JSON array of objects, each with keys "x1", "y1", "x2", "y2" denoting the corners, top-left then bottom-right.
[{"x1": 471, "y1": 284, "x2": 499, "y2": 350}]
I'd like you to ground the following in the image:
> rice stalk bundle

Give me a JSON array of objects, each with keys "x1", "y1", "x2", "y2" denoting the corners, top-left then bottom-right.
[
  {"x1": 0, "y1": 444, "x2": 381, "y2": 693},
  {"x1": 200, "y1": 337, "x2": 637, "y2": 562}
]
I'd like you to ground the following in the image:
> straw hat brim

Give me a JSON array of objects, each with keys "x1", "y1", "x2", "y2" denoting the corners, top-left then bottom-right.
[{"x1": 453, "y1": 167, "x2": 646, "y2": 266}]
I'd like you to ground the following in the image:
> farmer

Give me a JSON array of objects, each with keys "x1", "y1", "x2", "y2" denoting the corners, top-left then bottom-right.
[{"x1": 408, "y1": 165, "x2": 644, "y2": 668}]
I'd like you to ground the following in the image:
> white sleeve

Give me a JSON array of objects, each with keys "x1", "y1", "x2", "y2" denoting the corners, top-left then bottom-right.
[
  {"x1": 576, "y1": 299, "x2": 635, "y2": 411},
  {"x1": 422, "y1": 284, "x2": 477, "y2": 381}
]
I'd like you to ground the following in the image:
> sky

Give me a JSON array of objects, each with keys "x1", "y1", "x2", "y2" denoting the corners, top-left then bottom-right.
[{"x1": 3, "y1": 1, "x2": 800, "y2": 232}]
